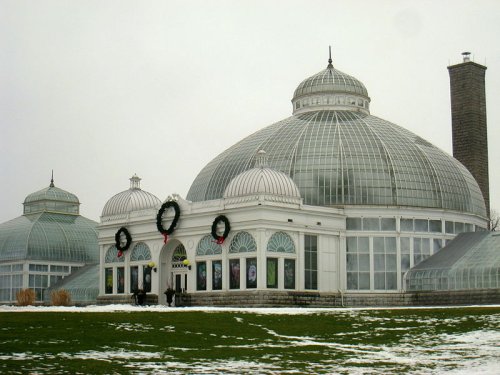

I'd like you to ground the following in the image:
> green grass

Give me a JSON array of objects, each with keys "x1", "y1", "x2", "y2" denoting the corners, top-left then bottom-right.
[{"x1": 1, "y1": 306, "x2": 499, "y2": 374}]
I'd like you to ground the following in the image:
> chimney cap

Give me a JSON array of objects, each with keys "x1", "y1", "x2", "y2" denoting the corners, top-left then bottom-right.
[{"x1": 462, "y1": 52, "x2": 471, "y2": 62}]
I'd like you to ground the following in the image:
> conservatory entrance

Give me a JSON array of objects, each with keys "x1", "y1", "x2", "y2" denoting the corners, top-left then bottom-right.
[{"x1": 160, "y1": 241, "x2": 190, "y2": 305}]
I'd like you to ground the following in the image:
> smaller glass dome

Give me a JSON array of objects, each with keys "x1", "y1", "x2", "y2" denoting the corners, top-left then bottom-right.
[
  {"x1": 292, "y1": 55, "x2": 370, "y2": 115},
  {"x1": 23, "y1": 177, "x2": 80, "y2": 215},
  {"x1": 223, "y1": 150, "x2": 301, "y2": 200},
  {"x1": 101, "y1": 175, "x2": 161, "y2": 218},
  {"x1": 0, "y1": 213, "x2": 98, "y2": 262}
]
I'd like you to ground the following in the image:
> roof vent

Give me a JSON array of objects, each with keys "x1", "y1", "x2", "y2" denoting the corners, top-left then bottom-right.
[
  {"x1": 130, "y1": 174, "x2": 141, "y2": 190},
  {"x1": 462, "y1": 52, "x2": 471, "y2": 63},
  {"x1": 255, "y1": 150, "x2": 268, "y2": 168}
]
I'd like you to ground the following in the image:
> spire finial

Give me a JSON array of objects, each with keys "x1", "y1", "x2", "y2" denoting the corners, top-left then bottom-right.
[
  {"x1": 328, "y1": 45, "x2": 333, "y2": 68},
  {"x1": 50, "y1": 170, "x2": 54, "y2": 187}
]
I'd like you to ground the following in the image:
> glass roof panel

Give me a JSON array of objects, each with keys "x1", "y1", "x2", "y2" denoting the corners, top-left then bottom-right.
[{"x1": 187, "y1": 110, "x2": 486, "y2": 217}]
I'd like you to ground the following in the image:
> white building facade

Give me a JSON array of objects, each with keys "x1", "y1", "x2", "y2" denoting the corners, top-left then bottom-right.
[{"x1": 97, "y1": 57, "x2": 488, "y2": 306}]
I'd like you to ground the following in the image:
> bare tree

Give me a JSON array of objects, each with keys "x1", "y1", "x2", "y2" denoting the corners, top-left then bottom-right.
[{"x1": 490, "y1": 209, "x2": 499, "y2": 231}]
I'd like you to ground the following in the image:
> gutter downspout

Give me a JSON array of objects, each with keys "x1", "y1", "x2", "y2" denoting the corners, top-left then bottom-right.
[{"x1": 338, "y1": 289, "x2": 345, "y2": 307}]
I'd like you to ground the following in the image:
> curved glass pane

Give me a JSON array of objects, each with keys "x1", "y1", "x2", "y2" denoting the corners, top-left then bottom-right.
[
  {"x1": 229, "y1": 232, "x2": 257, "y2": 253},
  {"x1": 130, "y1": 242, "x2": 151, "y2": 261},
  {"x1": 105, "y1": 245, "x2": 124, "y2": 263},
  {"x1": 172, "y1": 244, "x2": 187, "y2": 262},
  {"x1": 196, "y1": 235, "x2": 222, "y2": 256},
  {"x1": 187, "y1": 110, "x2": 486, "y2": 217},
  {"x1": 267, "y1": 232, "x2": 295, "y2": 253},
  {"x1": 0, "y1": 213, "x2": 98, "y2": 263}
]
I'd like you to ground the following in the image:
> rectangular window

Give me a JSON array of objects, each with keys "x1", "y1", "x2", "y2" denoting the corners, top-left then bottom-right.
[
  {"x1": 50, "y1": 275, "x2": 63, "y2": 286},
  {"x1": 381, "y1": 218, "x2": 396, "y2": 231},
  {"x1": 266, "y1": 258, "x2": 278, "y2": 288},
  {"x1": 50, "y1": 265, "x2": 69, "y2": 273},
  {"x1": 433, "y1": 239, "x2": 442, "y2": 254},
  {"x1": 445, "y1": 221, "x2": 454, "y2": 234},
  {"x1": 363, "y1": 218, "x2": 379, "y2": 231},
  {"x1": 12, "y1": 274, "x2": 22, "y2": 300},
  {"x1": 212, "y1": 261, "x2": 222, "y2": 290},
  {"x1": 29, "y1": 264, "x2": 48, "y2": 272},
  {"x1": 12, "y1": 264, "x2": 23, "y2": 272},
  {"x1": 346, "y1": 217, "x2": 361, "y2": 230},
  {"x1": 143, "y1": 266, "x2": 152, "y2": 293},
  {"x1": 229, "y1": 259, "x2": 240, "y2": 289},
  {"x1": 415, "y1": 219, "x2": 429, "y2": 232},
  {"x1": 401, "y1": 219, "x2": 414, "y2": 232},
  {"x1": 346, "y1": 236, "x2": 370, "y2": 290},
  {"x1": 130, "y1": 266, "x2": 139, "y2": 292},
  {"x1": 196, "y1": 262, "x2": 207, "y2": 291},
  {"x1": 0, "y1": 275, "x2": 11, "y2": 301},
  {"x1": 0, "y1": 265, "x2": 11, "y2": 273},
  {"x1": 284, "y1": 259, "x2": 295, "y2": 289},
  {"x1": 372, "y1": 237, "x2": 397, "y2": 290},
  {"x1": 455, "y1": 222, "x2": 465, "y2": 233},
  {"x1": 429, "y1": 220, "x2": 442, "y2": 233},
  {"x1": 117, "y1": 267, "x2": 125, "y2": 294},
  {"x1": 374, "y1": 272, "x2": 385, "y2": 289},
  {"x1": 29, "y1": 274, "x2": 48, "y2": 301},
  {"x1": 246, "y1": 258, "x2": 257, "y2": 289},
  {"x1": 105, "y1": 268, "x2": 113, "y2": 294},
  {"x1": 422, "y1": 238, "x2": 430, "y2": 259},
  {"x1": 304, "y1": 235, "x2": 318, "y2": 290},
  {"x1": 413, "y1": 238, "x2": 423, "y2": 265}
]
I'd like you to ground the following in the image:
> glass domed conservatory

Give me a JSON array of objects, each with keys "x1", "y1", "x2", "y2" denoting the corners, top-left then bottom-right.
[
  {"x1": 184, "y1": 57, "x2": 487, "y2": 294},
  {"x1": 0, "y1": 178, "x2": 98, "y2": 303},
  {"x1": 97, "y1": 55, "x2": 489, "y2": 306},
  {"x1": 188, "y1": 60, "x2": 485, "y2": 217}
]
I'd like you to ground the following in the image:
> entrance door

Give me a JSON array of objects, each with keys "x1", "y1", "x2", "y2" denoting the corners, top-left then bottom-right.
[
  {"x1": 172, "y1": 271, "x2": 187, "y2": 306},
  {"x1": 173, "y1": 272, "x2": 187, "y2": 293},
  {"x1": 175, "y1": 274, "x2": 182, "y2": 293}
]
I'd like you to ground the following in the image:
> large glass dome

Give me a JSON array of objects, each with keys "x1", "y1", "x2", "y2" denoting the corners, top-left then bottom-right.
[{"x1": 187, "y1": 59, "x2": 486, "y2": 218}]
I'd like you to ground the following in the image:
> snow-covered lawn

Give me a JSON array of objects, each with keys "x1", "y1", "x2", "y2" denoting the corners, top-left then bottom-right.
[{"x1": 1, "y1": 305, "x2": 499, "y2": 374}]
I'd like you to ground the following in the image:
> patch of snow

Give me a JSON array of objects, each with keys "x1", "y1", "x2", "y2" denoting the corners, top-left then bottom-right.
[{"x1": 2, "y1": 303, "x2": 500, "y2": 314}]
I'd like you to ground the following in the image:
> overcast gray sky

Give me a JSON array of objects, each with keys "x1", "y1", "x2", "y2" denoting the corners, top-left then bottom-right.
[{"x1": 1, "y1": 0, "x2": 499, "y2": 224}]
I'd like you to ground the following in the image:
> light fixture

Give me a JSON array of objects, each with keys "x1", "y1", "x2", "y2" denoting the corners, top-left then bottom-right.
[
  {"x1": 148, "y1": 261, "x2": 157, "y2": 272},
  {"x1": 182, "y1": 259, "x2": 192, "y2": 270}
]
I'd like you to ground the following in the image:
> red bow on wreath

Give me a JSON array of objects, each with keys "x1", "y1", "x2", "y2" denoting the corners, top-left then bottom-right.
[
  {"x1": 117, "y1": 250, "x2": 123, "y2": 257},
  {"x1": 215, "y1": 236, "x2": 225, "y2": 245},
  {"x1": 163, "y1": 233, "x2": 169, "y2": 244}
]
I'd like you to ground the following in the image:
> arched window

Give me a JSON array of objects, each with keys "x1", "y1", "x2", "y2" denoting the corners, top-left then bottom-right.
[
  {"x1": 105, "y1": 246, "x2": 124, "y2": 263},
  {"x1": 196, "y1": 235, "x2": 222, "y2": 256},
  {"x1": 229, "y1": 232, "x2": 257, "y2": 253},
  {"x1": 267, "y1": 232, "x2": 295, "y2": 253},
  {"x1": 130, "y1": 243, "x2": 152, "y2": 261},
  {"x1": 172, "y1": 244, "x2": 188, "y2": 269}
]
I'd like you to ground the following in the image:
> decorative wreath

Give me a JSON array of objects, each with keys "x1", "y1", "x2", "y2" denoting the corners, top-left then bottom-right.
[
  {"x1": 115, "y1": 227, "x2": 132, "y2": 257},
  {"x1": 211, "y1": 215, "x2": 231, "y2": 244},
  {"x1": 156, "y1": 201, "x2": 180, "y2": 243}
]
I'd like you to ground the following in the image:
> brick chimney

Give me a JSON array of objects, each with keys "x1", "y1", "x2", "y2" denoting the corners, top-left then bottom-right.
[{"x1": 448, "y1": 52, "x2": 490, "y2": 218}]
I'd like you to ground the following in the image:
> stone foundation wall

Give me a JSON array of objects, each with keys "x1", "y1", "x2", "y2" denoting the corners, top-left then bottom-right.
[
  {"x1": 410, "y1": 289, "x2": 500, "y2": 306},
  {"x1": 187, "y1": 291, "x2": 411, "y2": 307},
  {"x1": 97, "y1": 293, "x2": 158, "y2": 305},
  {"x1": 187, "y1": 289, "x2": 500, "y2": 307},
  {"x1": 93, "y1": 289, "x2": 500, "y2": 307}
]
